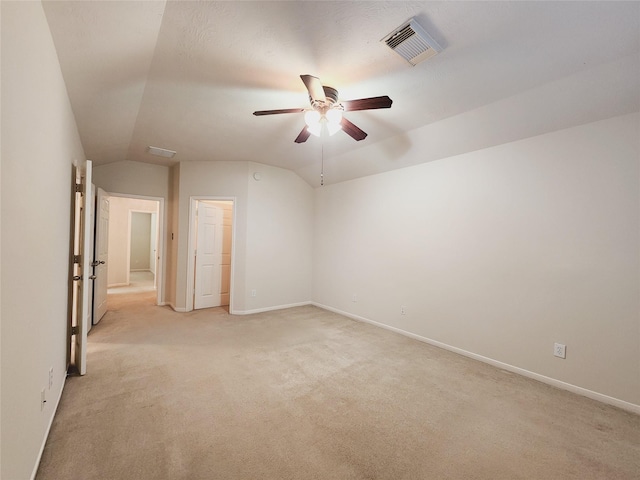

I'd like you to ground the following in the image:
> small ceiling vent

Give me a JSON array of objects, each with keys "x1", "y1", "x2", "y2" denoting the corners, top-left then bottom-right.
[
  {"x1": 382, "y1": 18, "x2": 442, "y2": 66},
  {"x1": 147, "y1": 146, "x2": 176, "y2": 158}
]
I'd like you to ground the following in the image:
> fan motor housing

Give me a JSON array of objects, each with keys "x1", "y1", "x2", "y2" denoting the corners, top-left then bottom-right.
[{"x1": 310, "y1": 86, "x2": 339, "y2": 109}]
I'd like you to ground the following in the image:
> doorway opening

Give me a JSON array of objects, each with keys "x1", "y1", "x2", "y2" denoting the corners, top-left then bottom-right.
[
  {"x1": 187, "y1": 197, "x2": 235, "y2": 312},
  {"x1": 105, "y1": 194, "x2": 164, "y2": 303}
]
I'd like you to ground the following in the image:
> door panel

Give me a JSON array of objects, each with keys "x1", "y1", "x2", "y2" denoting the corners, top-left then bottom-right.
[
  {"x1": 93, "y1": 188, "x2": 109, "y2": 324},
  {"x1": 72, "y1": 159, "x2": 92, "y2": 375},
  {"x1": 194, "y1": 203, "x2": 223, "y2": 309}
]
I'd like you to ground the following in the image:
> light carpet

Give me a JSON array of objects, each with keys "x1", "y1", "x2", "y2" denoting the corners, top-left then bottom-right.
[{"x1": 36, "y1": 292, "x2": 640, "y2": 479}]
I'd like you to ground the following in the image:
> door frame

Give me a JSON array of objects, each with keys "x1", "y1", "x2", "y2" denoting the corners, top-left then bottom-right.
[
  {"x1": 186, "y1": 196, "x2": 237, "y2": 313},
  {"x1": 108, "y1": 192, "x2": 165, "y2": 306}
]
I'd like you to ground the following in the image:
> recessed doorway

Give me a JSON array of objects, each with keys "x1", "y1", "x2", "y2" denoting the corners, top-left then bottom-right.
[
  {"x1": 187, "y1": 197, "x2": 235, "y2": 312},
  {"x1": 105, "y1": 195, "x2": 163, "y2": 303}
]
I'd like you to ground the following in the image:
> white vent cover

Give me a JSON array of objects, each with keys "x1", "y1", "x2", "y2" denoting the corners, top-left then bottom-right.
[
  {"x1": 147, "y1": 146, "x2": 176, "y2": 158},
  {"x1": 382, "y1": 18, "x2": 442, "y2": 66}
]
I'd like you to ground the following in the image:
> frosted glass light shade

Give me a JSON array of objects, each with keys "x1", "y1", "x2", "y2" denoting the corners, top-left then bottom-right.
[
  {"x1": 326, "y1": 122, "x2": 342, "y2": 136},
  {"x1": 307, "y1": 122, "x2": 322, "y2": 137},
  {"x1": 325, "y1": 109, "x2": 343, "y2": 125},
  {"x1": 304, "y1": 110, "x2": 321, "y2": 127}
]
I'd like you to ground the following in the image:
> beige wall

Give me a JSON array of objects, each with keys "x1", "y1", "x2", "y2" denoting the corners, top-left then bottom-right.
[
  {"x1": 175, "y1": 161, "x2": 249, "y2": 311},
  {"x1": 173, "y1": 161, "x2": 314, "y2": 313},
  {"x1": 130, "y1": 213, "x2": 152, "y2": 271},
  {"x1": 313, "y1": 112, "x2": 640, "y2": 410},
  {"x1": 93, "y1": 162, "x2": 169, "y2": 299},
  {"x1": 245, "y1": 162, "x2": 313, "y2": 312},
  {"x1": 165, "y1": 165, "x2": 180, "y2": 307},
  {"x1": 93, "y1": 161, "x2": 169, "y2": 199},
  {"x1": 1, "y1": 2, "x2": 87, "y2": 478}
]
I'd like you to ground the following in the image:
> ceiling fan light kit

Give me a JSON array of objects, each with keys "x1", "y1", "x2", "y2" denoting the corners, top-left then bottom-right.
[
  {"x1": 253, "y1": 74, "x2": 392, "y2": 143},
  {"x1": 382, "y1": 17, "x2": 442, "y2": 66}
]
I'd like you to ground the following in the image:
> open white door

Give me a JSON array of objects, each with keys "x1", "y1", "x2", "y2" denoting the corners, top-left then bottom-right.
[
  {"x1": 71, "y1": 159, "x2": 92, "y2": 375},
  {"x1": 194, "y1": 203, "x2": 224, "y2": 309},
  {"x1": 92, "y1": 188, "x2": 109, "y2": 324}
]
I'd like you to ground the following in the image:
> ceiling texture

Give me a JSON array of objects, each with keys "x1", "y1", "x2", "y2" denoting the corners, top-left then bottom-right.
[{"x1": 42, "y1": 1, "x2": 640, "y2": 186}]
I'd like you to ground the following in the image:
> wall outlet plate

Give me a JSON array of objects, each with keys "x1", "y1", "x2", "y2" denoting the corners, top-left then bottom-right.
[{"x1": 554, "y1": 343, "x2": 566, "y2": 359}]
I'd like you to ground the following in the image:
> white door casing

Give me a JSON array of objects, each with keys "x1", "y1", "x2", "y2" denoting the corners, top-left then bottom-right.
[
  {"x1": 93, "y1": 188, "x2": 109, "y2": 324},
  {"x1": 194, "y1": 202, "x2": 223, "y2": 309}
]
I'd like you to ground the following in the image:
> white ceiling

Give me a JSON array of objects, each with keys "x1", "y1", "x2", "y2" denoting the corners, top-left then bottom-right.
[{"x1": 42, "y1": 1, "x2": 640, "y2": 186}]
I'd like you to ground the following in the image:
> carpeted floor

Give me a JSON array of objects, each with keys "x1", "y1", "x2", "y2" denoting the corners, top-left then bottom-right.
[
  {"x1": 107, "y1": 271, "x2": 156, "y2": 295},
  {"x1": 36, "y1": 292, "x2": 640, "y2": 479}
]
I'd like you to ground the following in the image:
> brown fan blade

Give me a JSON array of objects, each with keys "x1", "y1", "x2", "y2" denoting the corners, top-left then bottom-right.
[
  {"x1": 253, "y1": 108, "x2": 305, "y2": 116},
  {"x1": 294, "y1": 126, "x2": 311, "y2": 143},
  {"x1": 342, "y1": 96, "x2": 393, "y2": 112},
  {"x1": 341, "y1": 118, "x2": 367, "y2": 141},
  {"x1": 300, "y1": 74, "x2": 326, "y2": 103}
]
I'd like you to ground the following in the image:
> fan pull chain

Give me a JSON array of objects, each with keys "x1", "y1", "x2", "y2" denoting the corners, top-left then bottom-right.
[{"x1": 320, "y1": 143, "x2": 324, "y2": 186}]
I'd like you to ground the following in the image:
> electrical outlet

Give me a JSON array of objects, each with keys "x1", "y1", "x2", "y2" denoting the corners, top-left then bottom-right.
[
  {"x1": 400, "y1": 305, "x2": 407, "y2": 315},
  {"x1": 251, "y1": 289, "x2": 256, "y2": 297},
  {"x1": 554, "y1": 343, "x2": 566, "y2": 359},
  {"x1": 49, "y1": 367, "x2": 54, "y2": 389},
  {"x1": 352, "y1": 294, "x2": 357, "y2": 303},
  {"x1": 41, "y1": 389, "x2": 47, "y2": 411}
]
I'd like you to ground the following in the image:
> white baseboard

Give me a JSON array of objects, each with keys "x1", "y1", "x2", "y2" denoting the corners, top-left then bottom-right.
[
  {"x1": 312, "y1": 302, "x2": 640, "y2": 415},
  {"x1": 31, "y1": 375, "x2": 67, "y2": 480},
  {"x1": 107, "y1": 282, "x2": 128, "y2": 288},
  {"x1": 167, "y1": 303, "x2": 187, "y2": 313},
  {"x1": 233, "y1": 301, "x2": 312, "y2": 316}
]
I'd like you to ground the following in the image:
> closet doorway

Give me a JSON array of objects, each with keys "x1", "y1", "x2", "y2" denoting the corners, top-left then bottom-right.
[{"x1": 187, "y1": 197, "x2": 235, "y2": 312}]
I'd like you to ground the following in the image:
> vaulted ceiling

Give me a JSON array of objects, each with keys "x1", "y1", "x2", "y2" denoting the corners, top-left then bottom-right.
[{"x1": 42, "y1": 1, "x2": 640, "y2": 186}]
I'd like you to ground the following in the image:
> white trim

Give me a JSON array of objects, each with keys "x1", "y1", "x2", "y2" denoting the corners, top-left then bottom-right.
[
  {"x1": 234, "y1": 301, "x2": 312, "y2": 316},
  {"x1": 312, "y1": 302, "x2": 640, "y2": 415},
  {"x1": 31, "y1": 375, "x2": 66, "y2": 480},
  {"x1": 167, "y1": 303, "x2": 187, "y2": 313},
  {"x1": 187, "y1": 196, "x2": 237, "y2": 313}
]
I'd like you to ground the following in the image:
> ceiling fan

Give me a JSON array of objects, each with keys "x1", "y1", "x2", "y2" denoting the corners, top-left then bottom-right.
[{"x1": 253, "y1": 75, "x2": 392, "y2": 143}]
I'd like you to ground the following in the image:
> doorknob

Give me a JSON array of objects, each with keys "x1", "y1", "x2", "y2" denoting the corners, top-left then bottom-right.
[
  {"x1": 73, "y1": 275, "x2": 82, "y2": 281},
  {"x1": 89, "y1": 275, "x2": 97, "y2": 280},
  {"x1": 100, "y1": 261, "x2": 106, "y2": 265},
  {"x1": 91, "y1": 261, "x2": 100, "y2": 267}
]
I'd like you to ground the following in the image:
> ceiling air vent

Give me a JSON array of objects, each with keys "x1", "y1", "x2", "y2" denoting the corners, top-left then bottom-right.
[
  {"x1": 382, "y1": 18, "x2": 441, "y2": 66},
  {"x1": 147, "y1": 146, "x2": 176, "y2": 158}
]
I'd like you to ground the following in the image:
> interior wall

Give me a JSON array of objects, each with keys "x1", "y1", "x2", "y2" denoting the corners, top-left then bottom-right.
[
  {"x1": 150, "y1": 213, "x2": 158, "y2": 276},
  {"x1": 93, "y1": 161, "x2": 169, "y2": 297},
  {"x1": 93, "y1": 160, "x2": 170, "y2": 199},
  {"x1": 130, "y1": 212, "x2": 152, "y2": 271},
  {"x1": 0, "y1": 2, "x2": 87, "y2": 478},
  {"x1": 175, "y1": 161, "x2": 313, "y2": 313},
  {"x1": 176, "y1": 162, "x2": 248, "y2": 311},
  {"x1": 245, "y1": 162, "x2": 313, "y2": 312},
  {"x1": 107, "y1": 197, "x2": 158, "y2": 286},
  {"x1": 165, "y1": 165, "x2": 180, "y2": 307},
  {"x1": 313, "y1": 112, "x2": 640, "y2": 409}
]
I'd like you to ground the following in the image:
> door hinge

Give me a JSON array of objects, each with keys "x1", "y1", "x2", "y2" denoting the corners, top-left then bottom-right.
[
  {"x1": 71, "y1": 326, "x2": 79, "y2": 335},
  {"x1": 74, "y1": 255, "x2": 82, "y2": 264},
  {"x1": 74, "y1": 183, "x2": 84, "y2": 194}
]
